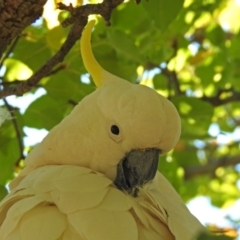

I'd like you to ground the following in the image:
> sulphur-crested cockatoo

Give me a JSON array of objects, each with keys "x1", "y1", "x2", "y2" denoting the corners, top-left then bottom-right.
[{"x1": 0, "y1": 20, "x2": 204, "y2": 240}]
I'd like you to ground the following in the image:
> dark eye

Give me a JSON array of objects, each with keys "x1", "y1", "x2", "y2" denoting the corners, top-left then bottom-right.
[{"x1": 111, "y1": 125, "x2": 120, "y2": 135}]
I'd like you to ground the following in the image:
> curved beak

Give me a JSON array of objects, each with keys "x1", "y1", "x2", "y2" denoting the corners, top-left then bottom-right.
[{"x1": 114, "y1": 148, "x2": 160, "y2": 197}]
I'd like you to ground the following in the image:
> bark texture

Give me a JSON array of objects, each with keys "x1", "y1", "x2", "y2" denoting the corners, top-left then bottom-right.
[{"x1": 0, "y1": 0, "x2": 47, "y2": 57}]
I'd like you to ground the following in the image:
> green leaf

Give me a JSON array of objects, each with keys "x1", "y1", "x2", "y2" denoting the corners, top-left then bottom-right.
[
  {"x1": 0, "y1": 185, "x2": 8, "y2": 201},
  {"x1": 107, "y1": 29, "x2": 143, "y2": 63},
  {"x1": 173, "y1": 96, "x2": 214, "y2": 120},
  {"x1": 45, "y1": 26, "x2": 67, "y2": 52},
  {"x1": 93, "y1": 43, "x2": 138, "y2": 82},
  {"x1": 159, "y1": 155, "x2": 184, "y2": 192},
  {"x1": 207, "y1": 25, "x2": 226, "y2": 46},
  {"x1": 13, "y1": 27, "x2": 52, "y2": 71},
  {"x1": 195, "y1": 65, "x2": 215, "y2": 88},
  {"x1": 172, "y1": 96, "x2": 214, "y2": 138},
  {"x1": 173, "y1": 148, "x2": 199, "y2": 167},
  {"x1": 197, "y1": 232, "x2": 234, "y2": 240},
  {"x1": 0, "y1": 131, "x2": 18, "y2": 184},
  {"x1": 142, "y1": 0, "x2": 184, "y2": 32},
  {"x1": 228, "y1": 36, "x2": 240, "y2": 60},
  {"x1": 153, "y1": 74, "x2": 168, "y2": 90},
  {"x1": 44, "y1": 72, "x2": 94, "y2": 101},
  {"x1": 112, "y1": 1, "x2": 148, "y2": 32},
  {"x1": 23, "y1": 95, "x2": 67, "y2": 130}
]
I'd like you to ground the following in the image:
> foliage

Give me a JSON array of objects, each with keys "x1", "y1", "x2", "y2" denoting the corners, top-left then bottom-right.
[
  {"x1": 197, "y1": 232, "x2": 234, "y2": 240},
  {"x1": 0, "y1": 0, "x2": 240, "y2": 237}
]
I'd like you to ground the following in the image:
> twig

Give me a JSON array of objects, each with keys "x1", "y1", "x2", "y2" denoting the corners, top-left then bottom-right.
[
  {"x1": 160, "y1": 67, "x2": 182, "y2": 95},
  {"x1": 2, "y1": 98, "x2": 25, "y2": 166},
  {"x1": 163, "y1": 37, "x2": 183, "y2": 96},
  {"x1": 59, "y1": 0, "x2": 123, "y2": 27},
  {"x1": 145, "y1": 61, "x2": 183, "y2": 96},
  {"x1": 0, "y1": 36, "x2": 20, "y2": 69},
  {"x1": 145, "y1": 37, "x2": 182, "y2": 97}
]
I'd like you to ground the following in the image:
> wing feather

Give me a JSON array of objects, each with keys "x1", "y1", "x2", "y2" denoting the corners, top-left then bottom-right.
[
  {"x1": 68, "y1": 208, "x2": 138, "y2": 240},
  {"x1": 148, "y1": 172, "x2": 204, "y2": 240},
  {"x1": 0, "y1": 166, "x2": 201, "y2": 240}
]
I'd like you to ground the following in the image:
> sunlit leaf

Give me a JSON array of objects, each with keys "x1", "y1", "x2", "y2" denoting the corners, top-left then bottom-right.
[{"x1": 4, "y1": 59, "x2": 33, "y2": 81}]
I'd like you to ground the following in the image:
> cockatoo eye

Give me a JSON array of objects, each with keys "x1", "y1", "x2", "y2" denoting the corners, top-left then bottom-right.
[
  {"x1": 108, "y1": 123, "x2": 122, "y2": 142},
  {"x1": 111, "y1": 125, "x2": 120, "y2": 135}
]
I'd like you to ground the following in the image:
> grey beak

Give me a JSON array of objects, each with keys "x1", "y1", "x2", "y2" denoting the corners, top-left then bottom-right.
[{"x1": 114, "y1": 148, "x2": 160, "y2": 197}]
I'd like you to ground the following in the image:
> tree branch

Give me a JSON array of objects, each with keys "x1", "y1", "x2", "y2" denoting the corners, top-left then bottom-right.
[
  {"x1": 0, "y1": 18, "x2": 85, "y2": 98},
  {"x1": 0, "y1": 63, "x2": 67, "y2": 87},
  {"x1": 184, "y1": 155, "x2": 240, "y2": 180},
  {"x1": 0, "y1": 0, "x2": 47, "y2": 57},
  {"x1": 0, "y1": 0, "x2": 124, "y2": 99},
  {"x1": 145, "y1": 62, "x2": 183, "y2": 96},
  {"x1": 160, "y1": 67, "x2": 183, "y2": 95},
  {"x1": 2, "y1": 99, "x2": 25, "y2": 166},
  {"x1": 201, "y1": 88, "x2": 240, "y2": 106},
  {"x1": 59, "y1": 0, "x2": 123, "y2": 27}
]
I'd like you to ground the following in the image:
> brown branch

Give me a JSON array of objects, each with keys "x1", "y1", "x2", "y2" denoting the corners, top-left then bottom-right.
[
  {"x1": 201, "y1": 88, "x2": 240, "y2": 106},
  {"x1": 0, "y1": 63, "x2": 67, "y2": 87},
  {"x1": 2, "y1": 99, "x2": 25, "y2": 166},
  {"x1": 0, "y1": 0, "x2": 124, "y2": 99},
  {"x1": 0, "y1": 19, "x2": 85, "y2": 98},
  {"x1": 145, "y1": 62, "x2": 183, "y2": 96},
  {"x1": 160, "y1": 67, "x2": 183, "y2": 95},
  {"x1": 59, "y1": 0, "x2": 122, "y2": 27},
  {"x1": 184, "y1": 155, "x2": 240, "y2": 180},
  {"x1": 162, "y1": 37, "x2": 183, "y2": 96},
  {"x1": 45, "y1": 63, "x2": 68, "y2": 77},
  {"x1": 0, "y1": 0, "x2": 47, "y2": 57}
]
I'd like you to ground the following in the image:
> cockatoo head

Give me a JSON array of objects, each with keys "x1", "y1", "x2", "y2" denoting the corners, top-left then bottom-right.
[{"x1": 13, "y1": 20, "x2": 181, "y2": 196}]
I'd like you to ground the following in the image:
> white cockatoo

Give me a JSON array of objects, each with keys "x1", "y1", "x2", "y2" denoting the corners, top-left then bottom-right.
[{"x1": 0, "y1": 20, "x2": 204, "y2": 240}]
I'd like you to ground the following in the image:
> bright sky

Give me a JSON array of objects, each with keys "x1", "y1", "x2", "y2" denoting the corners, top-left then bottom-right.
[{"x1": 190, "y1": 199, "x2": 240, "y2": 240}]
